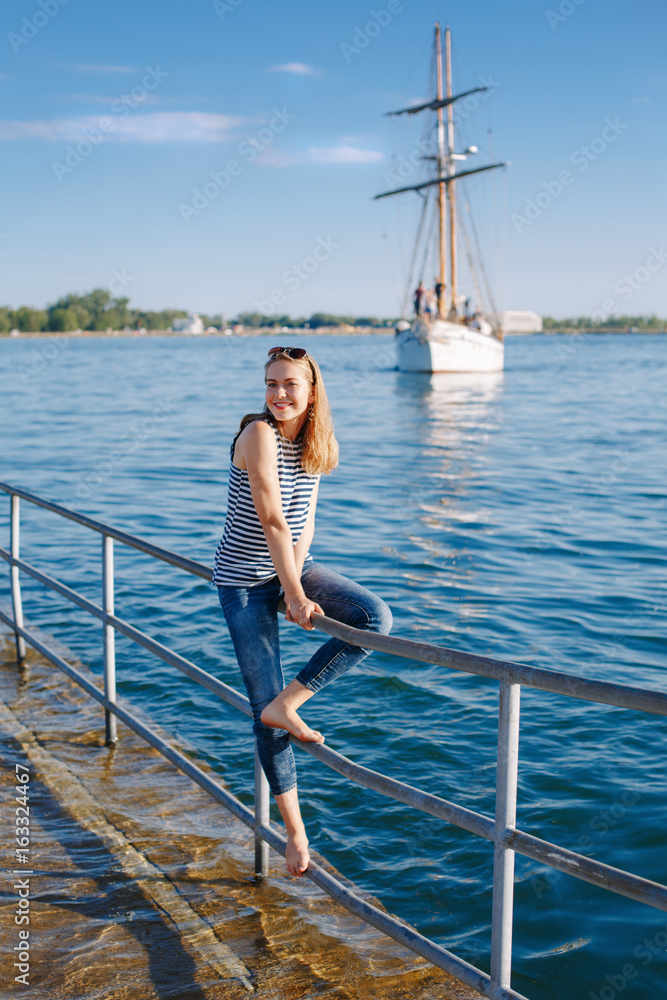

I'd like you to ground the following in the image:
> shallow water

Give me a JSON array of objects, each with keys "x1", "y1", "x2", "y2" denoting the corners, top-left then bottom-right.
[
  {"x1": 1, "y1": 331, "x2": 666, "y2": 999},
  {"x1": 0, "y1": 634, "x2": 472, "y2": 1000}
]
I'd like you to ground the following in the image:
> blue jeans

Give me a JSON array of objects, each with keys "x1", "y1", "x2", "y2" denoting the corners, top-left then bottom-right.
[{"x1": 218, "y1": 561, "x2": 393, "y2": 796}]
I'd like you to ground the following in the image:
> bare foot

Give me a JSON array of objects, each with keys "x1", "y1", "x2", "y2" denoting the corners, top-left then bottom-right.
[
  {"x1": 285, "y1": 830, "x2": 310, "y2": 877},
  {"x1": 261, "y1": 699, "x2": 325, "y2": 744}
]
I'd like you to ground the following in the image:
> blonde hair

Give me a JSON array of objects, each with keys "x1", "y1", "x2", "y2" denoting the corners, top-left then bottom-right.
[{"x1": 237, "y1": 351, "x2": 339, "y2": 475}]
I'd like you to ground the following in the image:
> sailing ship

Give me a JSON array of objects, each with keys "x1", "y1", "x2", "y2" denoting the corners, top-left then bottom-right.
[{"x1": 375, "y1": 24, "x2": 507, "y2": 373}]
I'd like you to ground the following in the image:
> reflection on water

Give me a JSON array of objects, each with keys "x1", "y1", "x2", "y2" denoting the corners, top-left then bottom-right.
[
  {"x1": 393, "y1": 372, "x2": 504, "y2": 598},
  {"x1": 0, "y1": 633, "x2": 476, "y2": 1000}
]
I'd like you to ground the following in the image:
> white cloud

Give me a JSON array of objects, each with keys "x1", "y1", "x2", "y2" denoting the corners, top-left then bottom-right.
[
  {"x1": 59, "y1": 63, "x2": 139, "y2": 74},
  {"x1": 254, "y1": 147, "x2": 296, "y2": 167},
  {"x1": 304, "y1": 145, "x2": 383, "y2": 164},
  {"x1": 257, "y1": 144, "x2": 383, "y2": 167},
  {"x1": 268, "y1": 62, "x2": 321, "y2": 76},
  {"x1": 0, "y1": 112, "x2": 245, "y2": 143},
  {"x1": 51, "y1": 93, "x2": 161, "y2": 105},
  {"x1": 631, "y1": 96, "x2": 653, "y2": 105}
]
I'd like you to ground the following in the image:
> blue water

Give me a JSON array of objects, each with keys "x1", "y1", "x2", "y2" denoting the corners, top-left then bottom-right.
[{"x1": 1, "y1": 332, "x2": 666, "y2": 999}]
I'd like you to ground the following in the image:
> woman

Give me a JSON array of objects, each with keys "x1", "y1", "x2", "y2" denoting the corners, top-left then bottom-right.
[{"x1": 214, "y1": 347, "x2": 392, "y2": 877}]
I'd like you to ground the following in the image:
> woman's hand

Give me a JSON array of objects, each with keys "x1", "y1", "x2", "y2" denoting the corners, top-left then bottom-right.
[{"x1": 284, "y1": 593, "x2": 324, "y2": 630}]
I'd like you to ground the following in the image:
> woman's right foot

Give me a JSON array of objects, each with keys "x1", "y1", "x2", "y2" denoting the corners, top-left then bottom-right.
[{"x1": 260, "y1": 699, "x2": 325, "y2": 743}]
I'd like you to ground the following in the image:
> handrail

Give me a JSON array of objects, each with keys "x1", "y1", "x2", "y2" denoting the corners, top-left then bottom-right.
[
  {"x1": 3, "y1": 480, "x2": 664, "y2": 716},
  {"x1": 0, "y1": 604, "x2": 528, "y2": 1000},
  {"x1": 0, "y1": 480, "x2": 210, "y2": 579},
  {"x1": 4, "y1": 543, "x2": 665, "y2": 914},
  {"x1": 2, "y1": 481, "x2": 666, "y2": 1000},
  {"x1": 307, "y1": 615, "x2": 667, "y2": 716}
]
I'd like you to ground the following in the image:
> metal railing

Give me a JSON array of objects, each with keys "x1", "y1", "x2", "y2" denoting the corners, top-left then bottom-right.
[{"x1": 2, "y1": 480, "x2": 667, "y2": 1000}]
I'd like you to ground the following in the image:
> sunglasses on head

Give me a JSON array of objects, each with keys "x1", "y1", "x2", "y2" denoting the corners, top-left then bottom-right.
[{"x1": 267, "y1": 346, "x2": 308, "y2": 360}]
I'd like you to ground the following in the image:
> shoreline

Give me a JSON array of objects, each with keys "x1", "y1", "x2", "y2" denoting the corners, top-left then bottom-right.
[
  {"x1": 2, "y1": 328, "x2": 666, "y2": 340},
  {"x1": 0, "y1": 327, "x2": 394, "y2": 340}
]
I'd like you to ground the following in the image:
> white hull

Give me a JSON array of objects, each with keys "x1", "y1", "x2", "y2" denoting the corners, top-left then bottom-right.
[{"x1": 396, "y1": 319, "x2": 504, "y2": 373}]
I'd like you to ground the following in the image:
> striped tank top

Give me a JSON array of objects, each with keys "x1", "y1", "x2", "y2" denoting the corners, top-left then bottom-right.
[{"x1": 212, "y1": 418, "x2": 320, "y2": 587}]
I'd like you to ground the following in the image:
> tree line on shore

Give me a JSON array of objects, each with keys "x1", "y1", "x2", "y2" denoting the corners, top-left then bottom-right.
[
  {"x1": 0, "y1": 288, "x2": 395, "y2": 334},
  {"x1": 542, "y1": 315, "x2": 665, "y2": 332},
  {"x1": 0, "y1": 287, "x2": 664, "y2": 334},
  {"x1": 234, "y1": 311, "x2": 393, "y2": 329}
]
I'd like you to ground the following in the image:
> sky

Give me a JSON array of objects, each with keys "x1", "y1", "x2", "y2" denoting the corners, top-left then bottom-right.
[{"x1": 1, "y1": 0, "x2": 666, "y2": 320}]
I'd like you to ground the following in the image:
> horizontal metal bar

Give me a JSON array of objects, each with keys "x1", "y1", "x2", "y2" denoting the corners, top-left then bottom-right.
[
  {"x1": 0, "y1": 546, "x2": 251, "y2": 716},
  {"x1": 0, "y1": 609, "x2": 264, "y2": 831},
  {"x1": 302, "y1": 859, "x2": 531, "y2": 1000},
  {"x1": 293, "y1": 707, "x2": 667, "y2": 915},
  {"x1": 108, "y1": 611, "x2": 252, "y2": 717},
  {"x1": 1, "y1": 609, "x2": 530, "y2": 1000},
  {"x1": 307, "y1": 612, "x2": 667, "y2": 718},
  {"x1": 505, "y1": 829, "x2": 667, "y2": 912},
  {"x1": 0, "y1": 607, "x2": 117, "y2": 710},
  {"x1": 291, "y1": 738, "x2": 494, "y2": 841},
  {"x1": 0, "y1": 482, "x2": 211, "y2": 580},
  {"x1": 0, "y1": 545, "x2": 105, "y2": 619}
]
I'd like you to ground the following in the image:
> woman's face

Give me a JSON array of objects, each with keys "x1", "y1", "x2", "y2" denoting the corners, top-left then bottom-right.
[{"x1": 265, "y1": 359, "x2": 315, "y2": 432}]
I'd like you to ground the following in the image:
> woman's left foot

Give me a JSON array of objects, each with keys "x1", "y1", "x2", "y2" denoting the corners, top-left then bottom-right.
[
  {"x1": 261, "y1": 698, "x2": 325, "y2": 743},
  {"x1": 285, "y1": 829, "x2": 310, "y2": 876}
]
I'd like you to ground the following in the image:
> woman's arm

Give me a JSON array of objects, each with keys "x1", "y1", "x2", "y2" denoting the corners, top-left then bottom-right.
[
  {"x1": 238, "y1": 422, "x2": 323, "y2": 629},
  {"x1": 293, "y1": 479, "x2": 319, "y2": 578}
]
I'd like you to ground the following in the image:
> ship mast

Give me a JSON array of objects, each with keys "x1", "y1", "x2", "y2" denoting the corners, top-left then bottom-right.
[
  {"x1": 435, "y1": 24, "x2": 446, "y2": 319},
  {"x1": 374, "y1": 38, "x2": 508, "y2": 327},
  {"x1": 445, "y1": 25, "x2": 457, "y2": 318}
]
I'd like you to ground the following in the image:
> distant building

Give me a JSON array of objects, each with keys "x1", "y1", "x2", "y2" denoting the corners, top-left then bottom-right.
[
  {"x1": 172, "y1": 314, "x2": 205, "y2": 335},
  {"x1": 499, "y1": 311, "x2": 543, "y2": 334}
]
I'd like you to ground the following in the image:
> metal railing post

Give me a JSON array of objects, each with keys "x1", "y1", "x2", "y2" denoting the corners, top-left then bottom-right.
[
  {"x1": 10, "y1": 494, "x2": 26, "y2": 662},
  {"x1": 490, "y1": 679, "x2": 521, "y2": 995},
  {"x1": 102, "y1": 534, "x2": 117, "y2": 746},
  {"x1": 254, "y1": 749, "x2": 270, "y2": 876}
]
